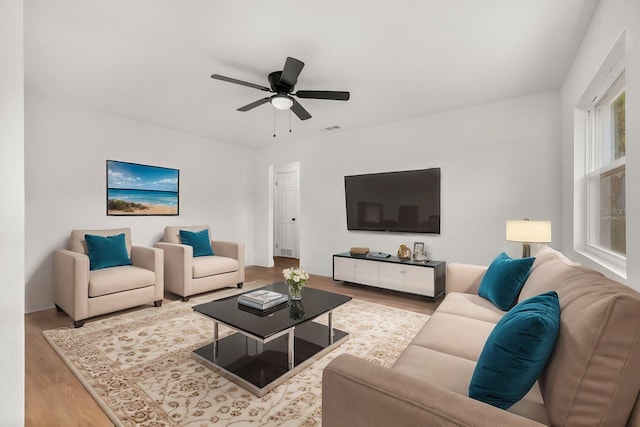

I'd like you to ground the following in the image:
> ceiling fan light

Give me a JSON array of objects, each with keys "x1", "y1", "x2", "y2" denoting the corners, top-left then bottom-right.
[{"x1": 270, "y1": 95, "x2": 293, "y2": 110}]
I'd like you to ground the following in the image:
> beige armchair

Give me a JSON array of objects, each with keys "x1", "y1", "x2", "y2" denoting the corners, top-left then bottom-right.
[
  {"x1": 54, "y1": 228, "x2": 164, "y2": 327},
  {"x1": 155, "y1": 225, "x2": 244, "y2": 301}
]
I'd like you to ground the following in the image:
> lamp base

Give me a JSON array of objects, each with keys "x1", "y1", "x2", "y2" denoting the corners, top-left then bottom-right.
[{"x1": 522, "y1": 243, "x2": 531, "y2": 258}]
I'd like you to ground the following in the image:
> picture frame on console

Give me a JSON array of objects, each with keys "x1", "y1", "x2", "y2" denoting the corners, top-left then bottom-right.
[{"x1": 413, "y1": 242, "x2": 425, "y2": 259}]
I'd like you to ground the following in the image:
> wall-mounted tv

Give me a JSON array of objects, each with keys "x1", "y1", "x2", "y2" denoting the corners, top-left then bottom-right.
[{"x1": 344, "y1": 168, "x2": 440, "y2": 234}]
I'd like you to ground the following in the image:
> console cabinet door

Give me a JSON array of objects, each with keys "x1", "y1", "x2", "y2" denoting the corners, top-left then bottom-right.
[
  {"x1": 354, "y1": 259, "x2": 379, "y2": 285},
  {"x1": 333, "y1": 257, "x2": 355, "y2": 282},
  {"x1": 403, "y1": 264, "x2": 435, "y2": 296},
  {"x1": 377, "y1": 262, "x2": 404, "y2": 291}
]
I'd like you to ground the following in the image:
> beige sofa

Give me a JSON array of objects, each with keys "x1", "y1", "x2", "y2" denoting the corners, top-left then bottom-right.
[
  {"x1": 155, "y1": 225, "x2": 245, "y2": 301},
  {"x1": 54, "y1": 228, "x2": 164, "y2": 328},
  {"x1": 323, "y1": 246, "x2": 640, "y2": 426}
]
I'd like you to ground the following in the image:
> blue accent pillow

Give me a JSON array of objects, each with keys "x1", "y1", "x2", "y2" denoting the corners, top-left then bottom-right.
[
  {"x1": 469, "y1": 291, "x2": 560, "y2": 409},
  {"x1": 179, "y1": 229, "x2": 214, "y2": 257},
  {"x1": 85, "y1": 233, "x2": 132, "y2": 271},
  {"x1": 478, "y1": 252, "x2": 535, "y2": 310}
]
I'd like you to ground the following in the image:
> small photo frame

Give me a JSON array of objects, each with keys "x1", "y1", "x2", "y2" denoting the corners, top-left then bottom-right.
[{"x1": 413, "y1": 242, "x2": 425, "y2": 258}]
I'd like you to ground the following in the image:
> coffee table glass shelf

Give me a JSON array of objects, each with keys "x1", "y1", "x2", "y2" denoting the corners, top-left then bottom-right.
[{"x1": 192, "y1": 282, "x2": 351, "y2": 396}]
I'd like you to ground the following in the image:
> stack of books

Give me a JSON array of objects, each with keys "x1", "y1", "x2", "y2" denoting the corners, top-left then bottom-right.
[{"x1": 238, "y1": 290, "x2": 288, "y2": 310}]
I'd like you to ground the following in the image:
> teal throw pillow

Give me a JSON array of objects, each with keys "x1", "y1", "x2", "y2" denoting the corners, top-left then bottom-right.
[
  {"x1": 469, "y1": 291, "x2": 560, "y2": 410},
  {"x1": 85, "y1": 233, "x2": 132, "y2": 271},
  {"x1": 179, "y1": 229, "x2": 214, "y2": 257},
  {"x1": 478, "y1": 252, "x2": 535, "y2": 310}
]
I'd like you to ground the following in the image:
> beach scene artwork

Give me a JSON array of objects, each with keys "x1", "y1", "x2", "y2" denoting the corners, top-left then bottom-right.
[{"x1": 107, "y1": 160, "x2": 179, "y2": 215}]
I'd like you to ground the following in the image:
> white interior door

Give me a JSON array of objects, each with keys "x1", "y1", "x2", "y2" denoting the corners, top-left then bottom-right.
[{"x1": 275, "y1": 170, "x2": 299, "y2": 258}]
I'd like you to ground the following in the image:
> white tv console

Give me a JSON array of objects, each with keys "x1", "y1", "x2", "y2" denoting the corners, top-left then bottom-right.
[{"x1": 332, "y1": 252, "x2": 446, "y2": 298}]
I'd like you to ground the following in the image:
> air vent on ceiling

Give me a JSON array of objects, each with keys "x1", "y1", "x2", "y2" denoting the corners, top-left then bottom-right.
[{"x1": 321, "y1": 125, "x2": 341, "y2": 132}]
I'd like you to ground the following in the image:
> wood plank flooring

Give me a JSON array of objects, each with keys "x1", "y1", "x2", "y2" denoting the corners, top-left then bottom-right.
[{"x1": 25, "y1": 258, "x2": 440, "y2": 426}]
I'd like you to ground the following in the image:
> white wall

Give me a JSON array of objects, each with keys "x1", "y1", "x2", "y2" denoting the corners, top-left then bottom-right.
[
  {"x1": 253, "y1": 92, "x2": 562, "y2": 277},
  {"x1": 0, "y1": 0, "x2": 25, "y2": 422},
  {"x1": 25, "y1": 95, "x2": 255, "y2": 312},
  {"x1": 560, "y1": 0, "x2": 640, "y2": 290}
]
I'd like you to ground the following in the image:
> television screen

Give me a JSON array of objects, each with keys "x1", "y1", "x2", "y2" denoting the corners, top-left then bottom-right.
[{"x1": 344, "y1": 168, "x2": 440, "y2": 233}]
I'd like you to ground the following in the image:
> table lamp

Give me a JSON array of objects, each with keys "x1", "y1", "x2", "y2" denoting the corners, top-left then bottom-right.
[{"x1": 506, "y1": 219, "x2": 552, "y2": 258}]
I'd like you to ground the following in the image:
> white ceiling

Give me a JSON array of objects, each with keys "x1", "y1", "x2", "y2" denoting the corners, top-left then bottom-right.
[{"x1": 25, "y1": 0, "x2": 599, "y2": 148}]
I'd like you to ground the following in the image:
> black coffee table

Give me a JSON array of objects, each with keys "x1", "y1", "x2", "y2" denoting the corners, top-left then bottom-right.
[{"x1": 192, "y1": 282, "x2": 351, "y2": 396}]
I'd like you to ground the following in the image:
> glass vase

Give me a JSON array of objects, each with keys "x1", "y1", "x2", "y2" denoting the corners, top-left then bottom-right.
[
  {"x1": 289, "y1": 300, "x2": 305, "y2": 320},
  {"x1": 287, "y1": 282, "x2": 304, "y2": 300}
]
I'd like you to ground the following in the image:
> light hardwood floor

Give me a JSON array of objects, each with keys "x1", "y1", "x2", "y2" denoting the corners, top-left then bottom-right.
[{"x1": 25, "y1": 258, "x2": 441, "y2": 426}]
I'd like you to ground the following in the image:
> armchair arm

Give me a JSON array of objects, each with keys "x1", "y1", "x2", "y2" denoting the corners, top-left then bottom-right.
[
  {"x1": 212, "y1": 241, "x2": 245, "y2": 282},
  {"x1": 323, "y1": 354, "x2": 544, "y2": 427},
  {"x1": 446, "y1": 263, "x2": 487, "y2": 295},
  {"x1": 154, "y1": 242, "x2": 192, "y2": 297},
  {"x1": 53, "y1": 249, "x2": 90, "y2": 321},
  {"x1": 131, "y1": 246, "x2": 164, "y2": 301}
]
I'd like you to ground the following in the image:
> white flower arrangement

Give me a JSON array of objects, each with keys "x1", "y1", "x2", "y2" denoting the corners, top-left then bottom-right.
[{"x1": 282, "y1": 267, "x2": 309, "y2": 290}]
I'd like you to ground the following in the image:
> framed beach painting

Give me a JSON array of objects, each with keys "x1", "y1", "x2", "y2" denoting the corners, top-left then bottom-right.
[{"x1": 107, "y1": 160, "x2": 179, "y2": 216}]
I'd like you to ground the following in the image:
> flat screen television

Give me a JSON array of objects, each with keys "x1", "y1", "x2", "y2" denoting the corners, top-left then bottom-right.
[{"x1": 344, "y1": 168, "x2": 440, "y2": 233}]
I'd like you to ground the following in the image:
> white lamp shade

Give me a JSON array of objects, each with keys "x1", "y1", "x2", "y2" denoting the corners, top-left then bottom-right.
[
  {"x1": 270, "y1": 95, "x2": 293, "y2": 110},
  {"x1": 506, "y1": 220, "x2": 552, "y2": 243}
]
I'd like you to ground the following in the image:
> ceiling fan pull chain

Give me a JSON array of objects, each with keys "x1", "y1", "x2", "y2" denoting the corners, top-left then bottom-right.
[
  {"x1": 273, "y1": 108, "x2": 276, "y2": 138},
  {"x1": 289, "y1": 110, "x2": 292, "y2": 133}
]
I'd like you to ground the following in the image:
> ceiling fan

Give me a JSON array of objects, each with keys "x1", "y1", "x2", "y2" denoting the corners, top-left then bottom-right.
[{"x1": 211, "y1": 57, "x2": 350, "y2": 121}]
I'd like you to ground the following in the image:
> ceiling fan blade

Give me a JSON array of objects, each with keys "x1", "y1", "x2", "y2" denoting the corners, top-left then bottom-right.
[
  {"x1": 290, "y1": 98, "x2": 312, "y2": 120},
  {"x1": 279, "y1": 57, "x2": 305, "y2": 88},
  {"x1": 211, "y1": 74, "x2": 271, "y2": 92},
  {"x1": 295, "y1": 90, "x2": 350, "y2": 101},
  {"x1": 237, "y1": 97, "x2": 271, "y2": 111}
]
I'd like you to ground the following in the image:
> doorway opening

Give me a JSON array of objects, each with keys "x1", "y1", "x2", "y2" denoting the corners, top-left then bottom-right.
[
  {"x1": 273, "y1": 256, "x2": 299, "y2": 270},
  {"x1": 273, "y1": 162, "x2": 301, "y2": 264}
]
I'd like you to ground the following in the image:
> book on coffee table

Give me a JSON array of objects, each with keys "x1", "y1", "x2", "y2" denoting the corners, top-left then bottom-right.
[
  {"x1": 238, "y1": 300, "x2": 287, "y2": 316},
  {"x1": 238, "y1": 290, "x2": 288, "y2": 310}
]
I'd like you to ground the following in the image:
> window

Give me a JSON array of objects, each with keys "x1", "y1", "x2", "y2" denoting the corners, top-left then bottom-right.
[{"x1": 585, "y1": 70, "x2": 626, "y2": 265}]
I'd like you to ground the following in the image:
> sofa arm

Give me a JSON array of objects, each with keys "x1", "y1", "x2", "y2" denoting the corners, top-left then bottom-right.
[
  {"x1": 53, "y1": 249, "x2": 90, "y2": 321},
  {"x1": 323, "y1": 354, "x2": 544, "y2": 427},
  {"x1": 154, "y1": 242, "x2": 192, "y2": 297},
  {"x1": 131, "y1": 246, "x2": 164, "y2": 301},
  {"x1": 212, "y1": 241, "x2": 245, "y2": 282},
  {"x1": 446, "y1": 263, "x2": 487, "y2": 295}
]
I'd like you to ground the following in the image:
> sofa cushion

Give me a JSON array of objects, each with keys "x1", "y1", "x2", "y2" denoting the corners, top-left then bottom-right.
[
  {"x1": 393, "y1": 345, "x2": 549, "y2": 425},
  {"x1": 518, "y1": 245, "x2": 596, "y2": 302},
  {"x1": 469, "y1": 291, "x2": 560, "y2": 410},
  {"x1": 436, "y1": 292, "x2": 506, "y2": 324},
  {"x1": 478, "y1": 252, "x2": 534, "y2": 310},
  {"x1": 410, "y1": 312, "x2": 496, "y2": 362},
  {"x1": 522, "y1": 248, "x2": 640, "y2": 427},
  {"x1": 192, "y1": 256, "x2": 239, "y2": 279},
  {"x1": 179, "y1": 228, "x2": 214, "y2": 257},
  {"x1": 88, "y1": 265, "x2": 155, "y2": 297},
  {"x1": 85, "y1": 233, "x2": 132, "y2": 271}
]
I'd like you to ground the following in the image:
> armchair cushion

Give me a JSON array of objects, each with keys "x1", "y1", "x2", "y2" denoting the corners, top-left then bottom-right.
[
  {"x1": 70, "y1": 228, "x2": 132, "y2": 255},
  {"x1": 85, "y1": 233, "x2": 132, "y2": 270},
  {"x1": 192, "y1": 256, "x2": 239, "y2": 279},
  {"x1": 88, "y1": 265, "x2": 156, "y2": 297},
  {"x1": 164, "y1": 225, "x2": 210, "y2": 244},
  {"x1": 179, "y1": 229, "x2": 214, "y2": 257}
]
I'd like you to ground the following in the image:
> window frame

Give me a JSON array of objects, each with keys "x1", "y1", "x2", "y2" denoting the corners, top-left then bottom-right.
[{"x1": 575, "y1": 33, "x2": 627, "y2": 277}]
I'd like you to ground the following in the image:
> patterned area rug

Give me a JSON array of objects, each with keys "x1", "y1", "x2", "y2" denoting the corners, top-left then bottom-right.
[{"x1": 43, "y1": 282, "x2": 429, "y2": 426}]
